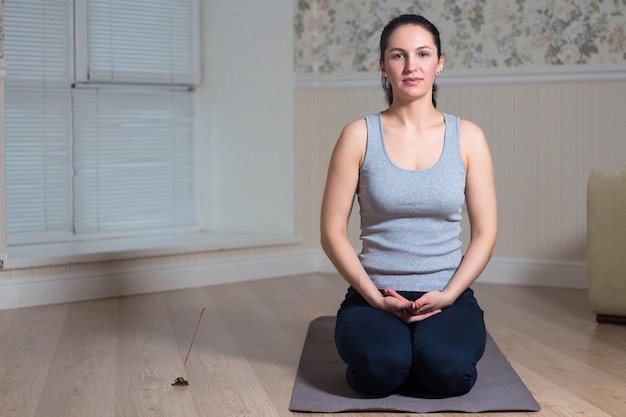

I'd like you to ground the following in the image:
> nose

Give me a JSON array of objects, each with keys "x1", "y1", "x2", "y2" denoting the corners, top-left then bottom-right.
[{"x1": 404, "y1": 55, "x2": 417, "y2": 73}]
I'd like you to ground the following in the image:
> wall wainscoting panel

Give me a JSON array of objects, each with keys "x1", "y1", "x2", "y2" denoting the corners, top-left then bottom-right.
[
  {"x1": 318, "y1": 253, "x2": 588, "y2": 289},
  {"x1": 294, "y1": 81, "x2": 626, "y2": 264}
]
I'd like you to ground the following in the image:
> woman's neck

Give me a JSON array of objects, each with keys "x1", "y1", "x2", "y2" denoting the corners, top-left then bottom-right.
[{"x1": 384, "y1": 99, "x2": 441, "y2": 129}]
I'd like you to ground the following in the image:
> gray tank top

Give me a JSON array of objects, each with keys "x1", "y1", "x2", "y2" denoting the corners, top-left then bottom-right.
[{"x1": 357, "y1": 112, "x2": 466, "y2": 291}]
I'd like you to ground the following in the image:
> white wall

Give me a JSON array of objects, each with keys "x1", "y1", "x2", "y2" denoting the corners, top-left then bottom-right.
[{"x1": 197, "y1": 0, "x2": 295, "y2": 234}]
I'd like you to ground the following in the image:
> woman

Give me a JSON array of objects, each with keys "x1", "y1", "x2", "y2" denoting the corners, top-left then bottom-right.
[{"x1": 320, "y1": 14, "x2": 497, "y2": 397}]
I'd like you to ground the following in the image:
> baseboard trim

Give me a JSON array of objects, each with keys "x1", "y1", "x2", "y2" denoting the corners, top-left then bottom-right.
[
  {"x1": 0, "y1": 250, "x2": 587, "y2": 310},
  {"x1": 478, "y1": 257, "x2": 588, "y2": 289},
  {"x1": 0, "y1": 250, "x2": 321, "y2": 310}
]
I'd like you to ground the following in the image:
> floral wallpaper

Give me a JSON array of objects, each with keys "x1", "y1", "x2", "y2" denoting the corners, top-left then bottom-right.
[{"x1": 294, "y1": 0, "x2": 626, "y2": 74}]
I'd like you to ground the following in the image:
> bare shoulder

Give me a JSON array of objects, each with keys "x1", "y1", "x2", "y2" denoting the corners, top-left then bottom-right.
[
  {"x1": 458, "y1": 118, "x2": 491, "y2": 167},
  {"x1": 339, "y1": 118, "x2": 367, "y2": 144},
  {"x1": 333, "y1": 118, "x2": 368, "y2": 164},
  {"x1": 459, "y1": 119, "x2": 487, "y2": 144}
]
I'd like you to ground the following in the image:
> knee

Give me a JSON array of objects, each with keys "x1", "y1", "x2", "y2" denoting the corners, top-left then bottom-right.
[
  {"x1": 431, "y1": 361, "x2": 477, "y2": 396},
  {"x1": 347, "y1": 348, "x2": 411, "y2": 396},
  {"x1": 412, "y1": 353, "x2": 478, "y2": 397}
]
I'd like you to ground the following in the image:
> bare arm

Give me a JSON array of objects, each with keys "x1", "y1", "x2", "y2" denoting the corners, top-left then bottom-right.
[{"x1": 320, "y1": 119, "x2": 385, "y2": 308}]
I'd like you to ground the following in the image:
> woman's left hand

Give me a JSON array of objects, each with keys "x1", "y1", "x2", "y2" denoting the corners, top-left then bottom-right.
[{"x1": 412, "y1": 290, "x2": 454, "y2": 314}]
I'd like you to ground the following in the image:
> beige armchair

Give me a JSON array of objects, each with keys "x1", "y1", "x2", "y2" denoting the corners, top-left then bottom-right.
[{"x1": 587, "y1": 168, "x2": 626, "y2": 324}]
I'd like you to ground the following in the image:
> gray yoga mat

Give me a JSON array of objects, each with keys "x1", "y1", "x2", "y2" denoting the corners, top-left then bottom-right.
[{"x1": 289, "y1": 316, "x2": 540, "y2": 413}]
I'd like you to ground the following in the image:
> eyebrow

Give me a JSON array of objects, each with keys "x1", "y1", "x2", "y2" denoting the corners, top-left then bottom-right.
[{"x1": 388, "y1": 45, "x2": 433, "y2": 53}]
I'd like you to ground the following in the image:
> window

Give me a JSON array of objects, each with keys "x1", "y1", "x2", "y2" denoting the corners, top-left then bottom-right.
[{"x1": 4, "y1": 0, "x2": 199, "y2": 247}]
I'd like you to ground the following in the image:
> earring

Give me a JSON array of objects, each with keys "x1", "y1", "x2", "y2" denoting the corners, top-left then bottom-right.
[{"x1": 383, "y1": 74, "x2": 390, "y2": 88}]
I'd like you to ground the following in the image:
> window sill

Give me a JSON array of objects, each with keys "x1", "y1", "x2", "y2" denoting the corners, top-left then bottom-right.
[{"x1": 1, "y1": 232, "x2": 303, "y2": 270}]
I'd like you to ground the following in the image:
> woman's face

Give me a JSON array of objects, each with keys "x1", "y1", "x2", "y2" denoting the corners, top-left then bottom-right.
[{"x1": 380, "y1": 24, "x2": 445, "y2": 103}]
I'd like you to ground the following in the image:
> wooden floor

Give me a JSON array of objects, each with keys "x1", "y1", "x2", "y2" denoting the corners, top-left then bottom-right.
[{"x1": 0, "y1": 272, "x2": 625, "y2": 417}]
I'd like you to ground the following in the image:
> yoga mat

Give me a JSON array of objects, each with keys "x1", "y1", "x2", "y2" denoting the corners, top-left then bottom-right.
[{"x1": 289, "y1": 316, "x2": 540, "y2": 413}]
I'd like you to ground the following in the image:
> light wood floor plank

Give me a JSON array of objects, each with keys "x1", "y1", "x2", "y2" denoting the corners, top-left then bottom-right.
[
  {"x1": 114, "y1": 293, "x2": 198, "y2": 417},
  {"x1": 244, "y1": 274, "x2": 343, "y2": 342},
  {"x1": 477, "y1": 282, "x2": 626, "y2": 397},
  {"x1": 487, "y1": 318, "x2": 626, "y2": 416},
  {"x1": 33, "y1": 298, "x2": 119, "y2": 417},
  {"x1": 0, "y1": 273, "x2": 625, "y2": 416},
  {"x1": 0, "y1": 304, "x2": 69, "y2": 417},
  {"x1": 482, "y1": 290, "x2": 626, "y2": 383},
  {"x1": 477, "y1": 285, "x2": 626, "y2": 416},
  {"x1": 512, "y1": 363, "x2": 616, "y2": 417},
  {"x1": 0, "y1": 308, "x2": 17, "y2": 342},
  {"x1": 164, "y1": 286, "x2": 278, "y2": 416},
  {"x1": 205, "y1": 281, "x2": 305, "y2": 416}
]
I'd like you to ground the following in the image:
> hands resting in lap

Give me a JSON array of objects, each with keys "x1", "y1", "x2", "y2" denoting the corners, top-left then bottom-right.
[{"x1": 382, "y1": 288, "x2": 452, "y2": 323}]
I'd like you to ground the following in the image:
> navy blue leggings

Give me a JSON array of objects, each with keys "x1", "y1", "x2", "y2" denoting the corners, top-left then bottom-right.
[{"x1": 335, "y1": 287, "x2": 486, "y2": 397}]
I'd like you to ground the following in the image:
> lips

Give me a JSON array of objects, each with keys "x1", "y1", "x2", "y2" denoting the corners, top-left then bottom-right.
[{"x1": 403, "y1": 77, "x2": 423, "y2": 85}]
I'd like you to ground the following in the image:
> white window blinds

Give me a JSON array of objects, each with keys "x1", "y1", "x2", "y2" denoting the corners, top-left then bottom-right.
[
  {"x1": 76, "y1": 0, "x2": 197, "y2": 85},
  {"x1": 4, "y1": 0, "x2": 73, "y2": 240},
  {"x1": 4, "y1": 0, "x2": 198, "y2": 245},
  {"x1": 72, "y1": 87, "x2": 195, "y2": 234}
]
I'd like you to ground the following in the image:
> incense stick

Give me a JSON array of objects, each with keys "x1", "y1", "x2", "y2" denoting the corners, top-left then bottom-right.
[{"x1": 172, "y1": 307, "x2": 206, "y2": 386}]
